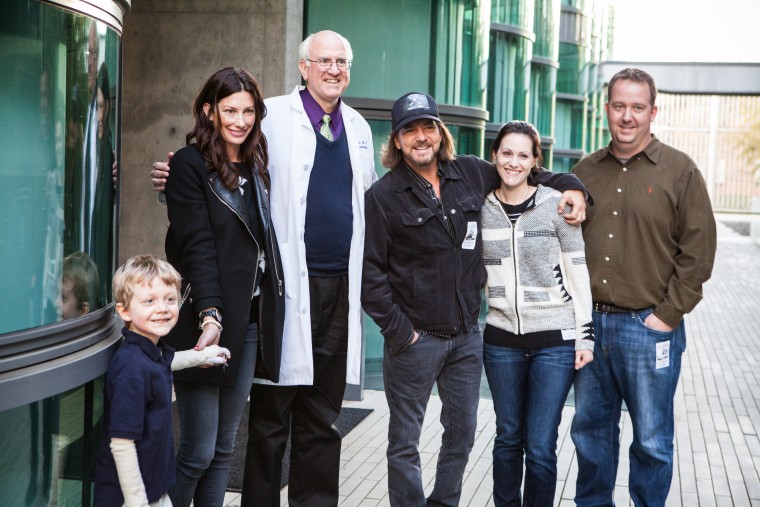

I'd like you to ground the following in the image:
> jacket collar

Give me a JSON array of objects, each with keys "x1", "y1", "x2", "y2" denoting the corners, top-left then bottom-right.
[
  {"x1": 209, "y1": 173, "x2": 252, "y2": 232},
  {"x1": 209, "y1": 169, "x2": 271, "y2": 236}
]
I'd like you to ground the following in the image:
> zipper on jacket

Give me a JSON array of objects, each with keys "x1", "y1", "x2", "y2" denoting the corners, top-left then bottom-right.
[
  {"x1": 511, "y1": 215, "x2": 521, "y2": 334},
  {"x1": 208, "y1": 181, "x2": 262, "y2": 300},
  {"x1": 263, "y1": 187, "x2": 283, "y2": 297}
]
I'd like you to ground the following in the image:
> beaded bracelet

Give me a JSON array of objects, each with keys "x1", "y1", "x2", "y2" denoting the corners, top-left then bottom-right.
[{"x1": 199, "y1": 319, "x2": 223, "y2": 332}]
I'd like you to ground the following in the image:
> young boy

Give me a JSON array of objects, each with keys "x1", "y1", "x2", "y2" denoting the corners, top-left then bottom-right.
[{"x1": 94, "y1": 255, "x2": 230, "y2": 506}]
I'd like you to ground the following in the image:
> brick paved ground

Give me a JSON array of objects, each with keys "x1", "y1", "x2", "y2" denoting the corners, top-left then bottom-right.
[{"x1": 222, "y1": 221, "x2": 760, "y2": 506}]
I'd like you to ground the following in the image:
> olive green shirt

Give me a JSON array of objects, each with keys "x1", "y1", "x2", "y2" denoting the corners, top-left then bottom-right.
[{"x1": 572, "y1": 135, "x2": 717, "y2": 328}]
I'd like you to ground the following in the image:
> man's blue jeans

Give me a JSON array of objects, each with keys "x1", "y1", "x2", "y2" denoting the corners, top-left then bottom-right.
[
  {"x1": 572, "y1": 308, "x2": 685, "y2": 507},
  {"x1": 171, "y1": 323, "x2": 258, "y2": 507},
  {"x1": 483, "y1": 343, "x2": 575, "y2": 506},
  {"x1": 383, "y1": 326, "x2": 482, "y2": 507}
]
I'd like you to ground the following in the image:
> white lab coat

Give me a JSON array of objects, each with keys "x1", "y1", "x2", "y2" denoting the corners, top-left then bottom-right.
[{"x1": 260, "y1": 86, "x2": 376, "y2": 385}]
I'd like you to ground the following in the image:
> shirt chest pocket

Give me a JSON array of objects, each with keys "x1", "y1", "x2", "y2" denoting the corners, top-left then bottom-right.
[
  {"x1": 458, "y1": 195, "x2": 483, "y2": 216},
  {"x1": 399, "y1": 208, "x2": 439, "y2": 250},
  {"x1": 400, "y1": 207, "x2": 436, "y2": 229}
]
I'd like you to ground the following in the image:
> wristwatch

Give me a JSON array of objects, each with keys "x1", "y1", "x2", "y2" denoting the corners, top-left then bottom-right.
[{"x1": 198, "y1": 307, "x2": 222, "y2": 323}]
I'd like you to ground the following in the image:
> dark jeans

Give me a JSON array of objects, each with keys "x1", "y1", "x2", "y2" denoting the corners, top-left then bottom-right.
[
  {"x1": 171, "y1": 323, "x2": 258, "y2": 507},
  {"x1": 483, "y1": 343, "x2": 576, "y2": 506},
  {"x1": 572, "y1": 308, "x2": 685, "y2": 507},
  {"x1": 384, "y1": 326, "x2": 482, "y2": 507},
  {"x1": 242, "y1": 275, "x2": 348, "y2": 507}
]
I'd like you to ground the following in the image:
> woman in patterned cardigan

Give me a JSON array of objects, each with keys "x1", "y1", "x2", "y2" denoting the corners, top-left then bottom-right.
[{"x1": 481, "y1": 121, "x2": 594, "y2": 507}]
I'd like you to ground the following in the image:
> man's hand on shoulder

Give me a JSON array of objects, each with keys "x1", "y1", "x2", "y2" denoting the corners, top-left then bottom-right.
[
  {"x1": 151, "y1": 151, "x2": 173, "y2": 192},
  {"x1": 558, "y1": 189, "x2": 587, "y2": 225}
]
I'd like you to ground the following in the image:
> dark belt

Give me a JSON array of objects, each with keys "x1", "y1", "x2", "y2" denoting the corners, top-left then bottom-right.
[{"x1": 593, "y1": 301, "x2": 643, "y2": 314}]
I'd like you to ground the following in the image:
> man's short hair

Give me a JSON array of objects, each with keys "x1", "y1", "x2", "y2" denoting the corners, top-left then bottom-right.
[
  {"x1": 608, "y1": 67, "x2": 657, "y2": 107},
  {"x1": 380, "y1": 120, "x2": 457, "y2": 170},
  {"x1": 112, "y1": 255, "x2": 181, "y2": 307},
  {"x1": 299, "y1": 31, "x2": 353, "y2": 62}
]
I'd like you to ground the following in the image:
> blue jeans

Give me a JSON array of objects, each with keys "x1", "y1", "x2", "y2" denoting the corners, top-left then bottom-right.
[
  {"x1": 171, "y1": 323, "x2": 258, "y2": 507},
  {"x1": 384, "y1": 326, "x2": 482, "y2": 507},
  {"x1": 571, "y1": 308, "x2": 685, "y2": 507},
  {"x1": 483, "y1": 343, "x2": 575, "y2": 507}
]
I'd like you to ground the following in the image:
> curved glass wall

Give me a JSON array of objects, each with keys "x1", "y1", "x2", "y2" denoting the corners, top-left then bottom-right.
[
  {"x1": 431, "y1": 0, "x2": 489, "y2": 109},
  {"x1": 0, "y1": 379, "x2": 105, "y2": 506},
  {"x1": 0, "y1": 1, "x2": 123, "y2": 504},
  {"x1": 533, "y1": 0, "x2": 561, "y2": 60},
  {"x1": 487, "y1": 31, "x2": 531, "y2": 124},
  {"x1": 0, "y1": 1, "x2": 119, "y2": 335},
  {"x1": 529, "y1": 63, "x2": 557, "y2": 142},
  {"x1": 492, "y1": 0, "x2": 534, "y2": 29}
]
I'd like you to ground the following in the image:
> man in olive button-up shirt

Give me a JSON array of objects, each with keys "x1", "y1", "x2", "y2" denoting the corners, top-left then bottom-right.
[{"x1": 570, "y1": 68, "x2": 717, "y2": 507}]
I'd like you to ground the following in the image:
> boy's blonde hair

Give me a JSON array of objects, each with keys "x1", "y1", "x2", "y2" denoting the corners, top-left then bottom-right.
[{"x1": 112, "y1": 255, "x2": 182, "y2": 306}]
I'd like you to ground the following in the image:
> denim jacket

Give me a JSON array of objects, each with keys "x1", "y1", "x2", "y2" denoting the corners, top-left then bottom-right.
[{"x1": 362, "y1": 155, "x2": 587, "y2": 355}]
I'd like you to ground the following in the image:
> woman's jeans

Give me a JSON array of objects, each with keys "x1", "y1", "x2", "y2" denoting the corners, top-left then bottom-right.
[
  {"x1": 170, "y1": 323, "x2": 258, "y2": 507},
  {"x1": 483, "y1": 342, "x2": 576, "y2": 507},
  {"x1": 384, "y1": 326, "x2": 482, "y2": 507},
  {"x1": 571, "y1": 308, "x2": 685, "y2": 507}
]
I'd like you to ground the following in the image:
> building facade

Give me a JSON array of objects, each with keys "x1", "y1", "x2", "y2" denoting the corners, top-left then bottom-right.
[{"x1": 0, "y1": 1, "x2": 128, "y2": 505}]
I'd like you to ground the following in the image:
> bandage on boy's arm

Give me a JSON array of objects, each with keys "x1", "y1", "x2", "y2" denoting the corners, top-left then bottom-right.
[
  {"x1": 110, "y1": 437, "x2": 150, "y2": 507},
  {"x1": 171, "y1": 344, "x2": 231, "y2": 371}
]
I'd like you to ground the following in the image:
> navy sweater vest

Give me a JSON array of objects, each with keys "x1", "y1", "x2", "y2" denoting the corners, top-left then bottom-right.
[{"x1": 305, "y1": 128, "x2": 353, "y2": 275}]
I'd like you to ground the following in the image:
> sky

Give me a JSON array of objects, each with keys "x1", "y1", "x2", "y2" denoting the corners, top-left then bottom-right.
[{"x1": 610, "y1": 0, "x2": 760, "y2": 63}]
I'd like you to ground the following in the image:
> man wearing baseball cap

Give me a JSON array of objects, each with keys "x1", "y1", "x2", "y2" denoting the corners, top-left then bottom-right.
[{"x1": 361, "y1": 92, "x2": 589, "y2": 506}]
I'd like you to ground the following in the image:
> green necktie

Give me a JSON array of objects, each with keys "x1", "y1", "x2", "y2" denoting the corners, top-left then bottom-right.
[{"x1": 320, "y1": 114, "x2": 333, "y2": 141}]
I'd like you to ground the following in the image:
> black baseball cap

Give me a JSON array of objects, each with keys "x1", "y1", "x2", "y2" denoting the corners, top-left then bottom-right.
[{"x1": 391, "y1": 92, "x2": 440, "y2": 132}]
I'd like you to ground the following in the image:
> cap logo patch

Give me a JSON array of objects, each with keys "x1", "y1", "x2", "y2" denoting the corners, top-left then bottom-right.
[{"x1": 404, "y1": 94, "x2": 430, "y2": 112}]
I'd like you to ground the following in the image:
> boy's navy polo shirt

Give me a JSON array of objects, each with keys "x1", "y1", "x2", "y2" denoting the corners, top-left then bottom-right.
[{"x1": 94, "y1": 328, "x2": 176, "y2": 504}]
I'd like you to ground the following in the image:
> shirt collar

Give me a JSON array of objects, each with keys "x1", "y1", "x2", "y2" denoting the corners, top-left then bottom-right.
[
  {"x1": 299, "y1": 88, "x2": 344, "y2": 134},
  {"x1": 121, "y1": 327, "x2": 173, "y2": 362},
  {"x1": 596, "y1": 134, "x2": 662, "y2": 165}
]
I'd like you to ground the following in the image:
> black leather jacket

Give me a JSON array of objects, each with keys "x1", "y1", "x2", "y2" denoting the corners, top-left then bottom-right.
[{"x1": 362, "y1": 155, "x2": 587, "y2": 355}]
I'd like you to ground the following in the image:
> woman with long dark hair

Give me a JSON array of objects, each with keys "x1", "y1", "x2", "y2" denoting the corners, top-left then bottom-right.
[
  {"x1": 481, "y1": 121, "x2": 594, "y2": 506},
  {"x1": 163, "y1": 67, "x2": 284, "y2": 506}
]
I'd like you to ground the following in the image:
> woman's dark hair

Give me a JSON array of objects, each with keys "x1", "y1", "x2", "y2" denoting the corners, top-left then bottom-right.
[
  {"x1": 490, "y1": 120, "x2": 544, "y2": 175},
  {"x1": 187, "y1": 67, "x2": 269, "y2": 190}
]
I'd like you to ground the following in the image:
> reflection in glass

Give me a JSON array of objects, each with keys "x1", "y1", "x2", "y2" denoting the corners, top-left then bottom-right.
[{"x1": 0, "y1": 2, "x2": 119, "y2": 334}]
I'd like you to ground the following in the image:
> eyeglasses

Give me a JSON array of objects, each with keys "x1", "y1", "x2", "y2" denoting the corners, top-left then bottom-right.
[{"x1": 305, "y1": 58, "x2": 353, "y2": 71}]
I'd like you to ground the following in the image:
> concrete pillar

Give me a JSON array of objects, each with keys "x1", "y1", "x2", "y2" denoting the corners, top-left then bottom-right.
[{"x1": 119, "y1": 0, "x2": 303, "y2": 263}]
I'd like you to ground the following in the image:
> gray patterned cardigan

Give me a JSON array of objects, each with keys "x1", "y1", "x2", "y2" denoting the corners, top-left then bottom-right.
[{"x1": 482, "y1": 184, "x2": 594, "y2": 351}]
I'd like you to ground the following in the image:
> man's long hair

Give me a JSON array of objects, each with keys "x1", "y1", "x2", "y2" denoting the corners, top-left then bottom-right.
[{"x1": 380, "y1": 120, "x2": 457, "y2": 170}]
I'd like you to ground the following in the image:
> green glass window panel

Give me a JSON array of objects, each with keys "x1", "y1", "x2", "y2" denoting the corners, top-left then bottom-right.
[
  {"x1": 487, "y1": 31, "x2": 531, "y2": 125},
  {"x1": 551, "y1": 155, "x2": 579, "y2": 173},
  {"x1": 491, "y1": 0, "x2": 535, "y2": 30},
  {"x1": 555, "y1": 99, "x2": 585, "y2": 151},
  {"x1": 0, "y1": 377, "x2": 105, "y2": 506},
  {"x1": 305, "y1": 0, "x2": 432, "y2": 100},
  {"x1": 448, "y1": 124, "x2": 485, "y2": 158},
  {"x1": 431, "y1": 0, "x2": 490, "y2": 108},
  {"x1": 529, "y1": 63, "x2": 556, "y2": 137},
  {"x1": 558, "y1": 41, "x2": 591, "y2": 95},
  {"x1": 0, "y1": 2, "x2": 119, "y2": 334},
  {"x1": 533, "y1": 0, "x2": 560, "y2": 59}
]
